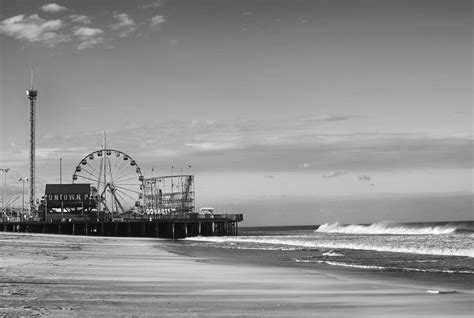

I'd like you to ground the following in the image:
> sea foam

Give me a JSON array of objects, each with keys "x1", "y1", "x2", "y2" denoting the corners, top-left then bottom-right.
[
  {"x1": 322, "y1": 250, "x2": 344, "y2": 257},
  {"x1": 184, "y1": 235, "x2": 474, "y2": 257},
  {"x1": 315, "y1": 222, "x2": 458, "y2": 235},
  {"x1": 295, "y1": 259, "x2": 474, "y2": 274}
]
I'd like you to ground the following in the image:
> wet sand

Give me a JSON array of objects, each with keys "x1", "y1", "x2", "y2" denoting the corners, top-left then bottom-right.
[{"x1": 1, "y1": 232, "x2": 472, "y2": 317}]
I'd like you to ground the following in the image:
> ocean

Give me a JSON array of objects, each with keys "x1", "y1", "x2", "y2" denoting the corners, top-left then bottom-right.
[{"x1": 182, "y1": 221, "x2": 474, "y2": 276}]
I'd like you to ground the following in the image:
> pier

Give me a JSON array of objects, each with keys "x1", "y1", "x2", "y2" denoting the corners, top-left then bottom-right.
[
  {"x1": 1, "y1": 213, "x2": 243, "y2": 239},
  {"x1": 1, "y1": 86, "x2": 245, "y2": 240}
]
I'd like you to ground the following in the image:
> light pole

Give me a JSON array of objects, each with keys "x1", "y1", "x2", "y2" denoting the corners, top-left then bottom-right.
[
  {"x1": 0, "y1": 168, "x2": 10, "y2": 213},
  {"x1": 188, "y1": 165, "x2": 195, "y2": 212},
  {"x1": 171, "y1": 166, "x2": 174, "y2": 209},
  {"x1": 19, "y1": 177, "x2": 29, "y2": 216}
]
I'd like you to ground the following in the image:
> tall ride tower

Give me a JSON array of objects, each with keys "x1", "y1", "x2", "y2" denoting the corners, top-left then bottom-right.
[{"x1": 26, "y1": 73, "x2": 37, "y2": 211}]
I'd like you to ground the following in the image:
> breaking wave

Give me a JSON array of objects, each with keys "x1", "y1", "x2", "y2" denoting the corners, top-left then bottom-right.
[
  {"x1": 184, "y1": 235, "x2": 474, "y2": 257},
  {"x1": 294, "y1": 259, "x2": 474, "y2": 274},
  {"x1": 315, "y1": 222, "x2": 459, "y2": 235}
]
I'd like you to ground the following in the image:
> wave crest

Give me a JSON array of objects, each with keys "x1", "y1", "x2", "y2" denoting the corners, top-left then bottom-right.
[
  {"x1": 295, "y1": 259, "x2": 474, "y2": 274},
  {"x1": 184, "y1": 235, "x2": 474, "y2": 257},
  {"x1": 315, "y1": 222, "x2": 458, "y2": 235}
]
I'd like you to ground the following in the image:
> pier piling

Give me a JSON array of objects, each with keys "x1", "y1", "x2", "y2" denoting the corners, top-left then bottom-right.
[{"x1": 1, "y1": 214, "x2": 243, "y2": 239}]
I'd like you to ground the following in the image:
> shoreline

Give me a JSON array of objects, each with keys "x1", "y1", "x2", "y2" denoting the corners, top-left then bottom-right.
[
  {"x1": 1, "y1": 232, "x2": 473, "y2": 317},
  {"x1": 167, "y1": 240, "x2": 474, "y2": 293}
]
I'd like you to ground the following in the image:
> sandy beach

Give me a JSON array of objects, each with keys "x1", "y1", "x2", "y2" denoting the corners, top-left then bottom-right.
[{"x1": 0, "y1": 232, "x2": 472, "y2": 317}]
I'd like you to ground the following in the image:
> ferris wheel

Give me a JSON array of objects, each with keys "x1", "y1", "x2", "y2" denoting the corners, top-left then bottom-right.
[{"x1": 72, "y1": 149, "x2": 144, "y2": 213}]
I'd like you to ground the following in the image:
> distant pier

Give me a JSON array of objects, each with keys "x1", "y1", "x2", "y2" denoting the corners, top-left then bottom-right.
[{"x1": 1, "y1": 214, "x2": 243, "y2": 239}]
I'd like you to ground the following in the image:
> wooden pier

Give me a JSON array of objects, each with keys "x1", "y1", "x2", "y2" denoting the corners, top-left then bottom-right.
[{"x1": 1, "y1": 214, "x2": 243, "y2": 239}]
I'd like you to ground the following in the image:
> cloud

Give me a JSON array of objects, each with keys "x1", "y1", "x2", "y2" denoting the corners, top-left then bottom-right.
[
  {"x1": 74, "y1": 27, "x2": 103, "y2": 38},
  {"x1": 4, "y1": 116, "x2": 471, "y2": 175},
  {"x1": 150, "y1": 15, "x2": 166, "y2": 31},
  {"x1": 300, "y1": 114, "x2": 353, "y2": 122},
  {"x1": 0, "y1": 14, "x2": 69, "y2": 47},
  {"x1": 168, "y1": 39, "x2": 179, "y2": 47},
  {"x1": 322, "y1": 170, "x2": 346, "y2": 178},
  {"x1": 297, "y1": 17, "x2": 309, "y2": 23},
  {"x1": 358, "y1": 175, "x2": 372, "y2": 183},
  {"x1": 1, "y1": 7, "x2": 166, "y2": 49},
  {"x1": 357, "y1": 175, "x2": 376, "y2": 186},
  {"x1": 139, "y1": 1, "x2": 161, "y2": 9},
  {"x1": 76, "y1": 36, "x2": 104, "y2": 50},
  {"x1": 0, "y1": 13, "x2": 103, "y2": 50},
  {"x1": 74, "y1": 27, "x2": 104, "y2": 50},
  {"x1": 40, "y1": 3, "x2": 68, "y2": 13},
  {"x1": 185, "y1": 141, "x2": 240, "y2": 152},
  {"x1": 69, "y1": 14, "x2": 92, "y2": 25},
  {"x1": 110, "y1": 13, "x2": 137, "y2": 37},
  {"x1": 187, "y1": 119, "x2": 470, "y2": 172},
  {"x1": 174, "y1": 130, "x2": 473, "y2": 173}
]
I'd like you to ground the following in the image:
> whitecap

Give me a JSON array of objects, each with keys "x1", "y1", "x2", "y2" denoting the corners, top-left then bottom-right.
[
  {"x1": 183, "y1": 234, "x2": 474, "y2": 257},
  {"x1": 322, "y1": 250, "x2": 344, "y2": 257},
  {"x1": 316, "y1": 221, "x2": 458, "y2": 235}
]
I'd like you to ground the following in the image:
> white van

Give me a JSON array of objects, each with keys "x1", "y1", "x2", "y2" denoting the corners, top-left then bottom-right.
[{"x1": 199, "y1": 207, "x2": 215, "y2": 216}]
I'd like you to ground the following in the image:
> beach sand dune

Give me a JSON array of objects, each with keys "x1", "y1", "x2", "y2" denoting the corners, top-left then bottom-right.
[{"x1": 1, "y1": 233, "x2": 472, "y2": 317}]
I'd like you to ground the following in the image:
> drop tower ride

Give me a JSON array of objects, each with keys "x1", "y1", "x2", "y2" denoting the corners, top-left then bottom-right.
[{"x1": 26, "y1": 74, "x2": 37, "y2": 212}]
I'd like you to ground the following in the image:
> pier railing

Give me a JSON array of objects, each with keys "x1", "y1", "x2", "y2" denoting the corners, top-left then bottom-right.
[{"x1": 1, "y1": 213, "x2": 243, "y2": 238}]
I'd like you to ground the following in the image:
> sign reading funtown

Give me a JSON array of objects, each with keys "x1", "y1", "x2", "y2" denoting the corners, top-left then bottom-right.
[
  {"x1": 46, "y1": 193, "x2": 90, "y2": 201},
  {"x1": 44, "y1": 184, "x2": 93, "y2": 208}
]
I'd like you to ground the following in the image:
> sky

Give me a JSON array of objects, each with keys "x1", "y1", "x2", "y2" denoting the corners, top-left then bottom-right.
[{"x1": 0, "y1": 0, "x2": 472, "y2": 225}]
